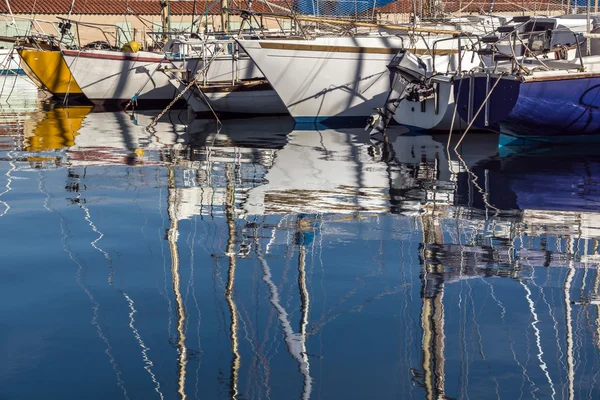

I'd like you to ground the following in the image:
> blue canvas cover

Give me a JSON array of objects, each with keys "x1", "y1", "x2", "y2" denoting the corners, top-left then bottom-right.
[{"x1": 297, "y1": 0, "x2": 396, "y2": 16}]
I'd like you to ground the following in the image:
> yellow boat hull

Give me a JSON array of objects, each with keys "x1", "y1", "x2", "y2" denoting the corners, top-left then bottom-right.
[{"x1": 18, "y1": 48, "x2": 83, "y2": 96}]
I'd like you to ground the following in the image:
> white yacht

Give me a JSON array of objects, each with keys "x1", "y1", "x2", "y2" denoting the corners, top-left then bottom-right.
[{"x1": 237, "y1": 33, "x2": 466, "y2": 124}]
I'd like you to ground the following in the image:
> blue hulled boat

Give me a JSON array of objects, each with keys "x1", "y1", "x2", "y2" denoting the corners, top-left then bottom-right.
[
  {"x1": 454, "y1": 67, "x2": 600, "y2": 142},
  {"x1": 370, "y1": 14, "x2": 600, "y2": 137},
  {"x1": 456, "y1": 144, "x2": 600, "y2": 212}
]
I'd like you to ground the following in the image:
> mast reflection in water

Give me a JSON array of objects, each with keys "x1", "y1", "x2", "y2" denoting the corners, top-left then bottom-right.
[{"x1": 2, "y1": 99, "x2": 600, "y2": 399}]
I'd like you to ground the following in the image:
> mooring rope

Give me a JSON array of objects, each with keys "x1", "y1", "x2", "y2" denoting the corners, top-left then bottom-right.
[
  {"x1": 146, "y1": 42, "x2": 227, "y2": 127},
  {"x1": 446, "y1": 71, "x2": 465, "y2": 153},
  {"x1": 123, "y1": 55, "x2": 169, "y2": 112},
  {"x1": 454, "y1": 72, "x2": 505, "y2": 151}
]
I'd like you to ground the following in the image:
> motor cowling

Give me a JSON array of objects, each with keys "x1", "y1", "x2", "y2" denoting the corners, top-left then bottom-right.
[
  {"x1": 388, "y1": 50, "x2": 427, "y2": 83},
  {"x1": 367, "y1": 50, "x2": 427, "y2": 138}
]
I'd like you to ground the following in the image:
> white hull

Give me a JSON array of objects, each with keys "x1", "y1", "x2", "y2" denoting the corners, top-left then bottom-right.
[
  {"x1": 394, "y1": 82, "x2": 459, "y2": 131},
  {"x1": 0, "y1": 48, "x2": 23, "y2": 74},
  {"x1": 62, "y1": 49, "x2": 191, "y2": 103},
  {"x1": 237, "y1": 36, "x2": 460, "y2": 121},
  {"x1": 393, "y1": 54, "x2": 479, "y2": 131},
  {"x1": 171, "y1": 80, "x2": 287, "y2": 115},
  {"x1": 0, "y1": 75, "x2": 39, "y2": 117},
  {"x1": 194, "y1": 55, "x2": 265, "y2": 82}
]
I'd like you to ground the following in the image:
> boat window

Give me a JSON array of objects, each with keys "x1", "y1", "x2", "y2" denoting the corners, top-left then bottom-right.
[{"x1": 522, "y1": 20, "x2": 556, "y2": 33}]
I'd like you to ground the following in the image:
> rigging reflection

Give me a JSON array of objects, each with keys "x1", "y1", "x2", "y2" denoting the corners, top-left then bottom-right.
[
  {"x1": 372, "y1": 130, "x2": 600, "y2": 399},
  {"x1": 9, "y1": 107, "x2": 600, "y2": 398},
  {"x1": 167, "y1": 164, "x2": 188, "y2": 400}
]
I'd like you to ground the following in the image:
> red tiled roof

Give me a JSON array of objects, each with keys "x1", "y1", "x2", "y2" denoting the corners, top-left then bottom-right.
[
  {"x1": 0, "y1": 0, "x2": 564, "y2": 16},
  {"x1": 374, "y1": 0, "x2": 563, "y2": 13},
  {"x1": 0, "y1": 0, "x2": 292, "y2": 15},
  {"x1": 1, "y1": 0, "x2": 196, "y2": 15}
]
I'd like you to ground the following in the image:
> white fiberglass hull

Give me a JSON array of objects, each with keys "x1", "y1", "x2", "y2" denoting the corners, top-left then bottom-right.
[
  {"x1": 0, "y1": 75, "x2": 39, "y2": 115},
  {"x1": 62, "y1": 49, "x2": 188, "y2": 105},
  {"x1": 393, "y1": 54, "x2": 479, "y2": 131},
  {"x1": 171, "y1": 80, "x2": 287, "y2": 115},
  {"x1": 394, "y1": 78, "x2": 459, "y2": 131},
  {"x1": 0, "y1": 48, "x2": 23, "y2": 75},
  {"x1": 237, "y1": 36, "x2": 458, "y2": 123},
  {"x1": 194, "y1": 55, "x2": 265, "y2": 82}
]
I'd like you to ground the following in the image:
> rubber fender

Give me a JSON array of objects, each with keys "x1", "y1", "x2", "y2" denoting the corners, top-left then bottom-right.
[{"x1": 122, "y1": 41, "x2": 140, "y2": 53}]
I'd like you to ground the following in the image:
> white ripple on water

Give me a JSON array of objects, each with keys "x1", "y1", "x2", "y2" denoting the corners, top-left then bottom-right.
[
  {"x1": 38, "y1": 171, "x2": 130, "y2": 399},
  {"x1": 80, "y1": 197, "x2": 165, "y2": 399},
  {"x1": 0, "y1": 149, "x2": 15, "y2": 217},
  {"x1": 522, "y1": 279, "x2": 557, "y2": 400}
]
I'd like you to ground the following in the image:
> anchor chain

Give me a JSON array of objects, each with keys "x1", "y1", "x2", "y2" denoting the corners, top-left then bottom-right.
[{"x1": 146, "y1": 76, "x2": 199, "y2": 129}]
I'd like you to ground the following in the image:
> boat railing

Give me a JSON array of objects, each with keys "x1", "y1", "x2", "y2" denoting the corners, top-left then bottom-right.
[
  {"x1": 198, "y1": 39, "x2": 242, "y2": 85},
  {"x1": 160, "y1": 36, "x2": 246, "y2": 86},
  {"x1": 0, "y1": 14, "x2": 62, "y2": 38},
  {"x1": 476, "y1": 16, "x2": 533, "y2": 63},
  {"x1": 431, "y1": 33, "x2": 481, "y2": 74},
  {"x1": 56, "y1": 17, "x2": 132, "y2": 50},
  {"x1": 573, "y1": 31, "x2": 586, "y2": 72},
  {"x1": 14, "y1": 34, "x2": 63, "y2": 51},
  {"x1": 476, "y1": 17, "x2": 588, "y2": 75}
]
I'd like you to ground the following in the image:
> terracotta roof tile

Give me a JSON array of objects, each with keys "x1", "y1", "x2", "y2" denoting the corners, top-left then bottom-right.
[
  {"x1": 0, "y1": 0, "x2": 292, "y2": 15},
  {"x1": 0, "y1": 0, "x2": 564, "y2": 16}
]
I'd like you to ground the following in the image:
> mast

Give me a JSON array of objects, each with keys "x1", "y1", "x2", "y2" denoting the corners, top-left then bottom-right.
[
  {"x1": 221, "y1": 0, "x2": 229, "y2": 33},
  {"x1": 4, "y1": 0, "x2": 15, "y2": 26},
  {"x1": 420, "y1": 283, "x2": 446, "y2": 400},
  {"x1": 160, "y1": 0, "x2": 170, "y2": 43},
  {"x1": 191, "y1": 0, "x2": 197, "y2": 33},
  {"x1": 167, "y1": 165, "x2": 188, "y2": 399},
  {"x1": 587, "y1": 0, "x2": 592, "y2": 55}
]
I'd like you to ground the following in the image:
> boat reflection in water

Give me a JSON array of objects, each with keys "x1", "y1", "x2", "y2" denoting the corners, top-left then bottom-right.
[
  {"x1": 3, "y1": 110, "x2": 600, "y2": 399},
  {"x1": 24, "y1": 106, "x2": 92, "y2": 152},
  {"x1": 0, "y1": 76, "x2": 40, "y2": 149}
]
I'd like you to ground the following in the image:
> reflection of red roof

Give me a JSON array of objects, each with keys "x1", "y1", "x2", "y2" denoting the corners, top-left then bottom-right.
[
  {"x1": 0, "y1": 0, "x2": 291, "y2": 15},
  {"x1": 67, "y1": 148, "x2": 162, "y2": 166}
]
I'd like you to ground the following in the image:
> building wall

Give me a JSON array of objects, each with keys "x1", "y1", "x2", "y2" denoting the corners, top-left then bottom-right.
[
  {"x1": 374, "y1": 10, "x2": 565, "y2": 25},
  {"x1": 2, "y1": 13, "x2": 289, "y2": 48}
]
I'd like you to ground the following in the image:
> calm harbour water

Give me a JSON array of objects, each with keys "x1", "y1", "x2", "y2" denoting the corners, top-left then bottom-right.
[{"x1": 2, "y1": 78, "x2": 600, "y2": 399}]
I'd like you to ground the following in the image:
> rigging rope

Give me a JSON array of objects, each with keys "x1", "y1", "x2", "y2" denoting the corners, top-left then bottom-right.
[
  {"x1": 67, "y1": 0, "x2": 76, "y2": 20},
  {"x1": 3, "y1": 0, "x2": 14, "y2": 26},
  {"x1": 454, "y1": 72, "x2": 506, "y2": 151}
]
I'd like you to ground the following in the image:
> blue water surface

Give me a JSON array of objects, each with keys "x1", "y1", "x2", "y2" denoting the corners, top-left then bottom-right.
[{"x1": 2, "y1": 78, "x2": 600, "y2": 399}]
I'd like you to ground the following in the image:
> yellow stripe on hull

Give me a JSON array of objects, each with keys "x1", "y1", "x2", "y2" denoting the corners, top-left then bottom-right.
[
  {"x1": 18, "y1": 48, "x2": 83, "y2": 95},
  {"x1": 25, "y1": 106, "x2": 92, "y2": 151}
]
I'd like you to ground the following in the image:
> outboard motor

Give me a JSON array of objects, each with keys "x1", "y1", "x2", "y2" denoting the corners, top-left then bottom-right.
[{"x1": 367, "y1": 50, "x2": 427, "y2": 139}]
